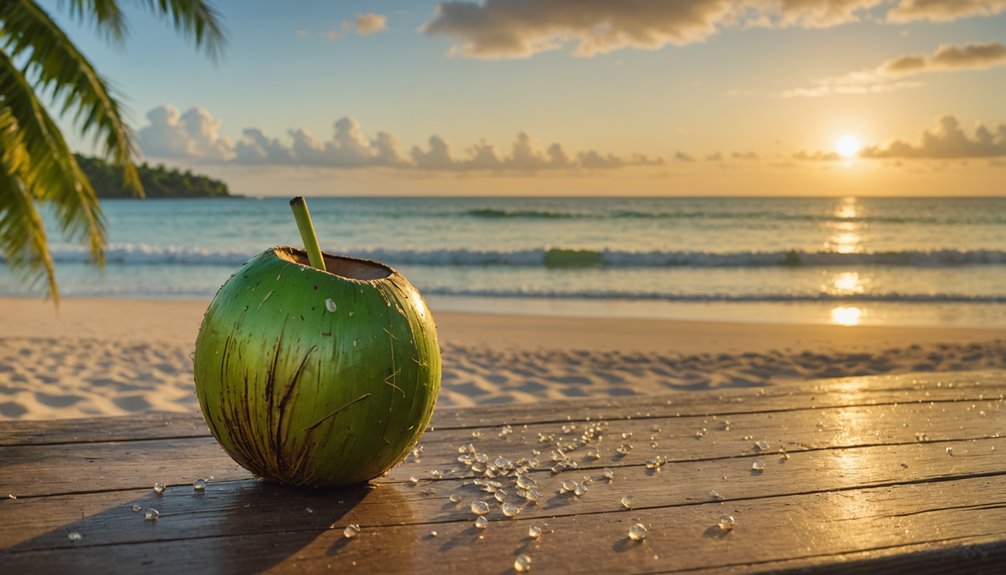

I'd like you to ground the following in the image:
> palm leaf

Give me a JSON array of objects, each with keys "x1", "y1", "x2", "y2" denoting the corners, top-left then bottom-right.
[
  {"x1": 134, "y1": 0, "x2": 225, "y2": 61},
  {"x1": 0, "y1": 116, "x2": 58, "y2": 304},
  {"x1": 2, "y1": 0, "x2": 141, "y2": 193},
  {"x1": 55, "y1": 0, "x2": 128, "y2": 44},
  {"x1": 0, "y1": 48, "x2": 106, "y2": 277}
]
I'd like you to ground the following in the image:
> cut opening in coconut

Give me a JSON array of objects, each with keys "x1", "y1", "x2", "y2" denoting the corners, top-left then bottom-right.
[{"x1": 275, "y1": 247, "x2": 393, "y2": 281}]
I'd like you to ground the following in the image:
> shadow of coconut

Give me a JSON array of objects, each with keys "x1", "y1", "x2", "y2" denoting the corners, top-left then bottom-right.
[{"x1": 1, "y1": 478, "x2": 412, "y2": 574}]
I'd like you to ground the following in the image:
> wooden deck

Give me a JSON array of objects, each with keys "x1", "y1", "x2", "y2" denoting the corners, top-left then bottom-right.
[{"x1": 1, "y1": 371, "x2": 1004, "y2": 574}]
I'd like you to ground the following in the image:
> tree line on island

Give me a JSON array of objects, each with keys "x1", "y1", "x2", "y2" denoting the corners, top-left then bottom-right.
[{"x1": 75, "y1": 154, "x2": 233, "y2": 199}]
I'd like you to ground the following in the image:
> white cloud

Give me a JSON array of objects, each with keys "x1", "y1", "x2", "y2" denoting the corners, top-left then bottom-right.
[
  {"x1": 355, "y1": 13, "x2": 388, "y2": 35},
  {"x1": 862, "y1": 115, "x2": 1006, "y2": 159},
  {"x1": 138, "y1": 106, "x2": 663, "y2": 172},
  {"x1": 137, "y1": 105, "x2": 234, "y2": 161},
  {"x1": 421, "y1": 0, "x2": 1006, "y2": 59},
  {"x1": 783, "y1": 42, "x2": 1006, "y2": 97}
]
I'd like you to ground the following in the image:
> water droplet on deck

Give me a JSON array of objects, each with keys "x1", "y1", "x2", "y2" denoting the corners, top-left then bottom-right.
[
  {"x1": 343, "y1": 524, "x2": 360, "y2": 538},
  {"x1": 621, "y1": 495, "x2": 635, "y2": 509},
  {"x1": 153, "y1": 482, "x2": 166, "y2": 494},
  {"x1": 67, "y1": 531, "x2": 82, "y2": 541},
  {"x1": 628, "y1": 523, "x2": 648, "y2": 541},
  {"x1": 946, "y1": 447, "x2": 954, "y2": 456},
  {"x1": 494, "y1": 489, "x2": 507, "y2": 503},
  {"x1": 718, "y1": 514, "x2": 736, "y2": 531},
  {"x1": 325, "y1": 299, "x2": 337, "y2": 312},
  {"x1": 524, "y1": 488, "x2": 541, "y2": 503},
  {"x1": 131, "y1": 504, "x2": 142, "y2": 512},
  {"x1": 502, "y1": 502, "x2": 520, "y2": 517},
  {"x1": 528, "y1": 524, "x2": 542, "y2": 539},
  {"x1": 430, "y1": 530, "x2": 438, "y2": 537},
  {"x1": 408, "y1": 476, "x2": 419, "y2": 485},
  {"x1": 603, "y1": 468, "x2": 614, "y2": 481},
  {"x1": 514, "y1": 554, "x2": 532, "y2": 572},
  {"x1": 474, "y1": 516, "x2": 488, "y2": 529},
  {"x1": 193, "y1": 479, "x2": 207, "y2": 492},
  {"x1": 471, "y1": 500, "x2": 490, "y2": 516},
  {"x1": 574, "y1": 483, "x2": 587, "y2": 496},
  {"x1": 752, "y1": 461, "x2": 766, "y2": 472},
  {"x1": 449, "y1": 494, "x2": 462, "y2": 503},
  {"x1": 755, "y1": 440, "x2": 770, "y2": 451},
  {"x1": 710, "y1": 490, "x2": 724, "y2": 501},
  {"x1": 144, "y1": 508, "x2": 159, "y2": 521},
  {"x1": 560, "y1": 480, "x2": 576, "y2": 493}
]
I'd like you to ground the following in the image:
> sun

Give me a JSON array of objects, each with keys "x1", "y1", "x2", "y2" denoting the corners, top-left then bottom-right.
[{"x1": 835, "y1": 135, "x2": 861, "y2": 158}]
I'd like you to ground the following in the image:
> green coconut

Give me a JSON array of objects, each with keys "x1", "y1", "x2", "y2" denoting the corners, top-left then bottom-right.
[{"x1": 193, "y1": 244, "x2": 441, "y2": 487}]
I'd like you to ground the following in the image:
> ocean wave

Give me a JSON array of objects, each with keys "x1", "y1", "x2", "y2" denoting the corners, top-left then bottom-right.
[
  {"x1": 460, "y1": 208, "x2": 1006, "y2": 225},
  {"x1": 33, "y1": 245, "x2": 1006, "y2": 268},
  {"x1": 422, "y1": 288, "x2": 1006, "y2": 304}
]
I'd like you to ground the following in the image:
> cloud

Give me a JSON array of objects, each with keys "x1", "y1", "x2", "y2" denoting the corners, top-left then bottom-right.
[
  {"x1": 674, "y1": 151, "x2": 696, "y2": 162},
  {"x1": 792, "y1": 115, "x2": 1006, "y2": 160},
  {"x1": 732, "y1": 151, "x2": 759, "y2": 160},
  {"x1": 861, "y1": 115, "x2": 1006, "y2": 159},
  {"x1": 139, "y1": 106, "x2": 659, "y2": 172},
  {"x1": 784, "y1": 42, "x2": 1006, "y2": 97},
  {"x1": 137, "y1": 105, "x2": 234, "y2": 161},
  {"x1": 421, "y1": 1, "x2": 1006, "y2": 59},
  {"x1": 355, "y1": 13, "x2": 388, "y2": 35},
  {"x1": 886, "y1": 0, "x2": 1006, "y2": 22}
]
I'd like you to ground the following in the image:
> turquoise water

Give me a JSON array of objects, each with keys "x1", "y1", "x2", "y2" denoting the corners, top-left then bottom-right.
[{"x1": 3, "y1": 196, "x2": 1006, "y2": 327}]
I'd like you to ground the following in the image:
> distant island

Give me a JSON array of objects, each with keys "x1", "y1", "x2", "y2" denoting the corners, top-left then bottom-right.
[{"x1": 76, "y1": 154, "x2": 233, "y2": 199}]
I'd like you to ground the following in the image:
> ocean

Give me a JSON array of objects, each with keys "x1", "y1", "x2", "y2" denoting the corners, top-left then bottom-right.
[{"x1": 4, "y1": 196, "x2": 1005, "y2": 328}]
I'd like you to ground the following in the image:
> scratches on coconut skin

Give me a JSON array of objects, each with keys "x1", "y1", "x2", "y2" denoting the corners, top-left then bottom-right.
[
  {"x1": 303, "y1": 393, "x2": 373, "y2": 433},
  {"x1": 256, "y1": 289, "x2": 275, "y2": 310},
  {"x1": 274, "y1": 345, "x2": 317, "y2": 475}
]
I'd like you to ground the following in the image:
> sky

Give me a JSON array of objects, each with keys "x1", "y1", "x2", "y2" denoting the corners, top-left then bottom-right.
[{"x1": 50, "y1": 0, "x2": 1006, "y2": 196}]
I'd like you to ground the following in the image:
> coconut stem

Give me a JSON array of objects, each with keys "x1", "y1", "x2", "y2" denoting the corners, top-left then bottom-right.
[{"x1": 289, "y1": 197, "x2": 326, "y2": 271}]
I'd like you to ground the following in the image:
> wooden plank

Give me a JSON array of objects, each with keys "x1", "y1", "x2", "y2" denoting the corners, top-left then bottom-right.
[
  {"x1": 2, "y1": 434, "x2": 1003, "y2": 550},
  {"x1": 1, "y1": 370, "x2": 1001, "y2": 447},
  {"x1": 1, "y1": 397, "x2": 1001, "y2": 498},
  {"x1": 2, "y1": 474, "x2": 1004, "y2": 574}
]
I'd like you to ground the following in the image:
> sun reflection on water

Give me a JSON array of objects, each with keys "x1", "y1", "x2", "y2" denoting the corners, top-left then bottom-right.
[
  {"x1": 827, "y1": 198, "x2": 863, "y2": 254},
  {"x1": 831, "y1": 306, "x2": 863, "y2": 326}
]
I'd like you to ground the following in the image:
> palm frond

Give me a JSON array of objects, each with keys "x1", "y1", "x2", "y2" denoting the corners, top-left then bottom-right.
[
  {"x1": 1, "y1": 0, "x2": 141, "y2": 194},
  {"x1": 0, "y1": 48, "x2": 106, "y2": 273},
  {"x1": 0, "y1": 111, "x2": 59, "y2": 304},
  {"x1": 56, "y1": 0, "x2": 128, "y2": 44},
  {"x1": 134, "y1": 0, "x2": 226, "y2": 61}
]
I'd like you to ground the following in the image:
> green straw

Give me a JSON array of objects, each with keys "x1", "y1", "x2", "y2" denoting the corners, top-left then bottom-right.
[{"x1": 289, "y1": 196, "x2": 326, "y2": 271}]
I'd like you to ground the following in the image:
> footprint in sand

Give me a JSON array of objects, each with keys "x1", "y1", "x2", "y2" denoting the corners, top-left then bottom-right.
[
  {"x1": 35, "y1": 393, "x2": 85, "y2": 408},
  {"x1": 0, "y1": 401, "x2": 28, "y2": 418},
  {"x1": 113, "y1": 395, "x2": 152, "y2": 412}
]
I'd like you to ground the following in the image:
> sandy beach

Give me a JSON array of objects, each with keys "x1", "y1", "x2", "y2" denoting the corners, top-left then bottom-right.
[{"x1": 0, "y1": 296, "x2": 1002, "y2": 420}]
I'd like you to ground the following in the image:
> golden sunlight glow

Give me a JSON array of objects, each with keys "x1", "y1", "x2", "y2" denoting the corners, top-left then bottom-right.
[
  {"x1": 833, "y1": 272, "x2": 861, "y2": 293},
  {"x1": 830, "y1": 306, "x2": 863, "y2": 326},
  {"x1": 835, "y1": 135, "x2": 861, "y2": 158}
]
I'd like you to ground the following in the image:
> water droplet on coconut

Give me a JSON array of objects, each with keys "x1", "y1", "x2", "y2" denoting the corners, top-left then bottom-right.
[
  {"x1": 474, "y1": 516, "x2": 488, "y2": 529},
  {"x1": 325, "y1": 298, "x2": 337, "y2": 312},
  {"x1": 628, "y1": 523, "x2": 648, "y2": 541},
  {"x1": 353, "y1": 339, "x2": 359, "y2": 348},
  {"x1": 718, "y1": 514, "x2": 736, "y2": 531},
  {"x1": 153, "y1": 482, "x2": 166, "y2": 494},
  {"x1": 343, "y1": 524, "x2": 360, "y2": 538},
  {"x1": 144, "y1": 508, "x2": 159, "y2": 521},
  {"x1": 471, "y1": 500, "x2": 490, "y2": 516},
  {"x1": 502, "y1": 502, "x2": 520, "y2": 517},
  {"x1": 528, "y1": 524, "x2": 542, "y2": 539},
  {"x1": 752, "y1": 461, "x2": 766, "y2": 472},
  {"x1": 514, "y1": 554, "x2": 532, "y2": 572},
  {"x1": 621, "y1": 495, "x2": 635, "y2": 509},
  {"x1": 193, "y1": 479, "x2": 207, "y2": 492},
  {"x1": 449, "y1": 494, "x2": 462, "y2": 503},
  {"x1": 131, "y1": 504, "x2": 142, "y2": 512},
  {"x1": 67, "y1": 531, "x2": 82, "y2": 541}
]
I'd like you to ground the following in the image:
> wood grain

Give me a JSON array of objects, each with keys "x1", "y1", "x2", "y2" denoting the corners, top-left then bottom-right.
[{"x1": 1, "y1": 371, "x2": 1004, "y2": 574}]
